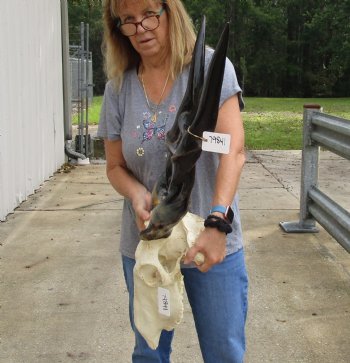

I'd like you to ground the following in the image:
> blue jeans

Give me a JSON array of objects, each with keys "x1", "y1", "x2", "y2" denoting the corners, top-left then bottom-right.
[{"x1": 122, "y1": 248, "x2": 248, "y2": 363}]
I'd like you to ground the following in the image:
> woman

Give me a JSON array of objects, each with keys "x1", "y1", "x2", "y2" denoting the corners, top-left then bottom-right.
[{"x1": 98, "y1": 0, "x2": 248, "y2": 362}]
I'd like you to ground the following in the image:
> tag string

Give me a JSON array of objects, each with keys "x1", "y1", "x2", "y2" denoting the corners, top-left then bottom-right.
[{"x1": 187, "y1": 126, "x2": 208, "y2": 142}]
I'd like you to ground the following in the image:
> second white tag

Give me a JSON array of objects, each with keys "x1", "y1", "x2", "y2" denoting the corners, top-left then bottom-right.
[{"x1": 158, "y1": 287, "x2": 171, "y2": 317}]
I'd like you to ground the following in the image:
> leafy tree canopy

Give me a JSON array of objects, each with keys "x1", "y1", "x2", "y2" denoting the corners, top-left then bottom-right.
[{"x1": 68, "y1": 0, "x2": 350, "y2": 97}]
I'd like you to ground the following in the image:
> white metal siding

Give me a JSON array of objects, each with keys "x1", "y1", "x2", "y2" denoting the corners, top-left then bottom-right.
[{"x1": 0, "y1": 0, "x2": 65, "y2": 221}]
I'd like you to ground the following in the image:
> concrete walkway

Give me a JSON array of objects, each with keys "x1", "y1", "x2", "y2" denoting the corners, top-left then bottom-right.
[{"x1": 0, "y1": 150, "x2": 349, "y2": 363}]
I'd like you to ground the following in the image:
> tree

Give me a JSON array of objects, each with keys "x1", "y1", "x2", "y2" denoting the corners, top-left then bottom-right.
[
  {"x1": 68, "y1": 0, "x2": 105, "y2": 95},
  {"x1": 68, "y1": 0, "x2": 350, "y2": 97},
  {"x1": 303, "y1": 0, "x2": 350, "y2": 96}
]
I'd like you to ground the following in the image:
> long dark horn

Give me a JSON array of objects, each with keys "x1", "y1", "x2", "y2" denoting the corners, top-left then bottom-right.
[
  {"x1": 190, "y1": 22, "x2": 229, "y2": 134},
  {"x1": 144, "y1": 16, "x2": 206, "y2": 223},
  {"x1": 140, "y1": 19, "x2": 230, "y2": 241},
  {"x1": 166, "y1": 16, "x2": 206, "y2": 149}
]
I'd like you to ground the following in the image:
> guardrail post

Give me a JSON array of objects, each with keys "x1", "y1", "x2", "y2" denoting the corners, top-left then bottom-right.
[{"x1": 280, "y1": 104, "x2": 322, "y2": 233}]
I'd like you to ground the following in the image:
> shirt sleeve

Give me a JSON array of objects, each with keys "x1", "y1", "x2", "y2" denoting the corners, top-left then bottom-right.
[
  {"x1": 220, "y1": 57, "x2": 244, "y2": 111},
  {"x1": 97, "y1": 80, "x2": 122, "y2": 140},
  {"x1": 204, "y1": 47, "x2": 244, "y2": 111}
]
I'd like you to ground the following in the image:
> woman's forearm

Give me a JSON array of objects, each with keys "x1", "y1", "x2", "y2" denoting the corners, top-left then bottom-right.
[
  {"x1": 104, "y1": 139, "x2": 151, "y2": 228},
  {"x1": 107, "y1": 164, "x2": 148, "y2": 201},
  {"x1": 212, "y1": 149, "x2": 246, "y2": 207},
  {"x1": 104, "y1": 139, "x2": 148, "y2": 202}
]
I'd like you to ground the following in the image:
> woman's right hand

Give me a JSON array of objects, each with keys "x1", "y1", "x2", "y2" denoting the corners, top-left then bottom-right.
[
  {"x1": 132, "y1": 190, "x2": 152, "y2": 231},
  {"x1": 104, "y1": 139, "x2": 153, "y2": 231}
]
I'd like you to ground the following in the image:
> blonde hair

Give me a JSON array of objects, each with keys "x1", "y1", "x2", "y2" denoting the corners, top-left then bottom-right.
[{"x1": 102, "y1": 0, "x2": 196, "y2": 89}]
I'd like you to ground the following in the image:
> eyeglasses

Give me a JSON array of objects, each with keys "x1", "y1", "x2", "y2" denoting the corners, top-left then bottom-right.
[{"x1": 117, "y1": 8, "x2": 165, "y2": 37}]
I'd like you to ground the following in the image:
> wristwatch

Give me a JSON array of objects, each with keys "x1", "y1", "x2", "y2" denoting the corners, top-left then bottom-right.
[{"x1": 209, "y1": 205, "x2": 234, "y2": 224}]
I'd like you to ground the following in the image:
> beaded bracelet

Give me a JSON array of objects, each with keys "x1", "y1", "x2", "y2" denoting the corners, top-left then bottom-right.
[{"x1": 204, "y1": 214, "x2": 233, "y2": 234}]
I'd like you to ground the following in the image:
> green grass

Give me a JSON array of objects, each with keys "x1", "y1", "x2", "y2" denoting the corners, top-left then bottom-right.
[
  {"x1": 72, "y1": 96, "x2": 103, "y2": 125},
  {"x1": 78, "y1": 96, "x2": 350, "y2": 149},
  {"x1": 243, "y1": 98, "x2": 350, "y2": 149}
]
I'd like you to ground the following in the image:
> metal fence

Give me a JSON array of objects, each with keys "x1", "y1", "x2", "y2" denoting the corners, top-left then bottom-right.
[
  {"x1": 69, "y1": 22, "x2": 93, "y2": 157},
  {"x1": 70, "y1": 57, "x2": 93, "y2": 106},
  {"x1": 280, "y1": 104, "x2": 350, "y2": 253}
]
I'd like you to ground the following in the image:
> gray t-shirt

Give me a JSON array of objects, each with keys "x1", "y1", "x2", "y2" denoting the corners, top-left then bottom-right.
[{"x1": 98, "y1": 49, "x2": 244, "y2": 259}]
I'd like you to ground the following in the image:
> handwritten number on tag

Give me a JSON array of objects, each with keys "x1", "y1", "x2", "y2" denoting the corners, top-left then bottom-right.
[
  {"x1": 158, "y1": 287, "x2": 171, "y2": 316},
  {"x1": 202, "y1": 132, "x2": 231, "y2": 154}
]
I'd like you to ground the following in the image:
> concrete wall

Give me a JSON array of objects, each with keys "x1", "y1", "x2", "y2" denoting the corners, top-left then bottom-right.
[{"x1": 0, "y1": 0, "x2": 65, "y2": 221}]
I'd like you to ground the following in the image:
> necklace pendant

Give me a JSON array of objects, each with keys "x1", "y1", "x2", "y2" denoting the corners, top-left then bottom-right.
[{"x1": 151, "y1": 113, "x2": 157, "y2": 123}]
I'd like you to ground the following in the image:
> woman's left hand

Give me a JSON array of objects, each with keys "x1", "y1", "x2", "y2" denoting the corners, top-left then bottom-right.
[{"x1": 183, "y1": 227, "x2": 227, "y2": 272}]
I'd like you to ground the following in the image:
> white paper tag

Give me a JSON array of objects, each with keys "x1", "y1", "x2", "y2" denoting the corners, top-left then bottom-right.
[
  {"x1": 202, "y1": 131, "x2": 231, "y2": 154},
  {"x1": 158, "y1": 287, "x2": 171, "y2": 316}
]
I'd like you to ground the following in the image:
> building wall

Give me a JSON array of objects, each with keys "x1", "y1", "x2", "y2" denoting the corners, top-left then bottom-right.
[{"x1": 0, "y1": 0, "x2": 65, "y2": 221}]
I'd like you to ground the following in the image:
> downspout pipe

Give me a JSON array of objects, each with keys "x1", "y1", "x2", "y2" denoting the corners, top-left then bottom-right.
[{"x1": 60, "y1": 0, "x2": 87, "y2": 161}]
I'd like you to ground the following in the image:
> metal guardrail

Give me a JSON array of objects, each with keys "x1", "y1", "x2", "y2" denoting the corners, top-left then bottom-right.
[{"x1": 280, "y1": 104, "x2": 350, "y2": 253}]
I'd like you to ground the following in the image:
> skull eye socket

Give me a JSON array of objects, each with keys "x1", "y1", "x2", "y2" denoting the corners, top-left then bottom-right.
[
  {"x1": 138, "y1": 264, "x2": 163, "y2": 287},
  {"x1": 159, "y1": 255, "x2": 177, "y2": 274}
]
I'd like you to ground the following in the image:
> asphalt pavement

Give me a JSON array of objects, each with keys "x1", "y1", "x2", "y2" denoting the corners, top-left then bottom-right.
[{"x1": 0, "y1": 150, "x2": 349, "y2": 363}]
